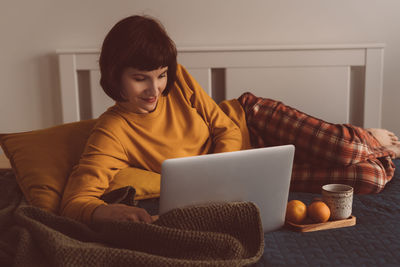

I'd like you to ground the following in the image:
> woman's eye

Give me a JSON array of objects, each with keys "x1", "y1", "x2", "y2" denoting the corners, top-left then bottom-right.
[
  {"x1": 159, "y1": 73, "x2": 167, "y2": 79},
  {"x1": 133, "y1": 77, "x2": 145, "y2": 82}
]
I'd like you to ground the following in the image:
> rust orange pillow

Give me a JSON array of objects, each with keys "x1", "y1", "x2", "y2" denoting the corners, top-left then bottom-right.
[{"x1": 0, "y1": 120, "x2": 97, "y2": 213}]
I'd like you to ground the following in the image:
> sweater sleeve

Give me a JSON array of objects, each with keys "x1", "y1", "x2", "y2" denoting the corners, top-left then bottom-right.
[
  {"x1": 177, "y1": 65, "x2": 242, "y2": 153},
  {"x1": 60, "y1": 119, "x2": 129, "y2": 224}
]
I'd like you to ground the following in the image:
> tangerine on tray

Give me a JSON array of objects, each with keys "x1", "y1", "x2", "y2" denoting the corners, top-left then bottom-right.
[
  {"x1": 285, "y1": 200, "x2": 307, "y2": 224},
  {"x1": 307, "y1": 201, "x2": 331, "y2": 223}
]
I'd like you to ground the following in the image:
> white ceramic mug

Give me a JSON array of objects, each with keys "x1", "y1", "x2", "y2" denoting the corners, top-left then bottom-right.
[{"x1": 322, "y1": 184, "x2": 353, "y2": 220}]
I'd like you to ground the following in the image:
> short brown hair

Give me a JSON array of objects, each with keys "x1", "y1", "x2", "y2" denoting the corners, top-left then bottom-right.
[{"x1": 99, "y1": 15, "x2": 177, "y2": 102}]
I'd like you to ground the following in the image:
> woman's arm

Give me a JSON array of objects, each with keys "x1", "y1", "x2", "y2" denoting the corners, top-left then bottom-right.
[
  {"x1": 60, "y1": 120, "x2": 152, "y2": 224},
  {"x1": 176, "y1": 65, "x2": 243, "y2": 153}
]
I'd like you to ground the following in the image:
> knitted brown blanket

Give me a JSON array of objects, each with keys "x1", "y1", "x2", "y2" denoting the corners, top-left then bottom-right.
[{"x1": 0, "y1": 170, "x2": 264, "y2": 266}]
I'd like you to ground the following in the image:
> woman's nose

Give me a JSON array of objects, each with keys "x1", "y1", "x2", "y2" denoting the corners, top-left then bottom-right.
[{"x1": 147, "y1": 79, "x2": 159, "y2": 95}]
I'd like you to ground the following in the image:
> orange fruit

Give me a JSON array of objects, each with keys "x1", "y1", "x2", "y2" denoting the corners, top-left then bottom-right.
[
  {"x1": 285, "y1": 200, "x2": 307, "y2": 224},
  {"x1": 307, "y1": 201, "x2": 331, "y2": 223}
]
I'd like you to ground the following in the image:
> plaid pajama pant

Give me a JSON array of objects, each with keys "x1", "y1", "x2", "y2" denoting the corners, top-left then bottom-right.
[{"x1": 238, "y1": 92, "x2": 395, "y2": 194}]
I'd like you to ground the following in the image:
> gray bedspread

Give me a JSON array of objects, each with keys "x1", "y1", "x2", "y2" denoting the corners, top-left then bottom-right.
[{"x1": 256, "y1": 159, "x2": 400, "y2": 266}]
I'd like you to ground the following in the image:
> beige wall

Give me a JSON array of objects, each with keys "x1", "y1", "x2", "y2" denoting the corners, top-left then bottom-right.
[{"x1": 1, "y1": 0, "x2": 400, "y2": 136}]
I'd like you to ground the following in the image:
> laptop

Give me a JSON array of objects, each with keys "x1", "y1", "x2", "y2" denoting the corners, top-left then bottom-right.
[{"x1": 158, "y1": 145, "x2": 295, "y2": 233}]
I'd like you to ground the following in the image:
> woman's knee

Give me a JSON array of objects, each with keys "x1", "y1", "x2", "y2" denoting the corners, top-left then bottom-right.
[{"x1": 352, "y1": 160, "x2": 391, "y2": 194}]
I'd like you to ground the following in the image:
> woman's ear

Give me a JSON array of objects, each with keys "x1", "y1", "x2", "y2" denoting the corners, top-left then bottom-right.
[
  {"x1": 118, "y1": 78, "x2": 129, "y2": 101},
  {"x1": 120, "y1": 88, "x2": 127, "y2": 99}
]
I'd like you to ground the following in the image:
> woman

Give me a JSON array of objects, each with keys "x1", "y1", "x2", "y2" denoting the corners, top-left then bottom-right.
[
  {"x1": 60, "y1": 15, "x2": 243, "y2": 225},
  {"x1": 60, "y1": 15, "x2": 400, "y2": 225}
]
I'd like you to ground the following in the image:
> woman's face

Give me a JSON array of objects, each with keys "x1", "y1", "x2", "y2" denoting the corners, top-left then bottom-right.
[{"x1": 119, "y1": 66, "x2": 168, "y2": 113}]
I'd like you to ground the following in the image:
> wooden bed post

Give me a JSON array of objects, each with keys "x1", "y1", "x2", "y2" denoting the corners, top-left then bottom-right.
[
  {"x1": 363, "y1": 47, "x2": 384, "y2": 128},
  {"x1": 58, "y1": 54, "x2": 80, "y2": 123}
]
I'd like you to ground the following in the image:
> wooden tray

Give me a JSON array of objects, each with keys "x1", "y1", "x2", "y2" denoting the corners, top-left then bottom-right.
[{"x1": 285, "y1": 215, "x2": 356, "y2": 232}]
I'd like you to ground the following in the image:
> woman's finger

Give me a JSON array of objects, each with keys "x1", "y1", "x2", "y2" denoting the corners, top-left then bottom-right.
[
  {"x1": 126, "y1": 213, "x2": 140, "y2": 223},
  {"x1": 137, "y1": 210, "x2": 153, "y2": 223}
]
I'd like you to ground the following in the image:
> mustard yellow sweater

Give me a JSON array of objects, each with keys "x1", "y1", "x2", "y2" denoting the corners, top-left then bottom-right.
[{"x1": 60, "y1": 65, "x2": 243, "y2": 224}]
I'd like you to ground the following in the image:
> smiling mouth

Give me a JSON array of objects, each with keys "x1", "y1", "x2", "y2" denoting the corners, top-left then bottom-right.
[{"x1": 142, "y1": 97, "x2": 157, "y2": 103}]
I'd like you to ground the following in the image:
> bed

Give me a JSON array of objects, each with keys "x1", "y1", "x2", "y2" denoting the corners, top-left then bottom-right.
[{"x1": 0, "y1": 44, "x2": 396, "y2": 265}]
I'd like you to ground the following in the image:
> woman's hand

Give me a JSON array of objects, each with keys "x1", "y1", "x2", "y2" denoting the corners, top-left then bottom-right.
[{"x1": 92, "y1": 203, "x2": 158, "y2": 224}]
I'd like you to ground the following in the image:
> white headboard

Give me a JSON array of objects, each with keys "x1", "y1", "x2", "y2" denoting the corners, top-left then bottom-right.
[{"x1": 57, "y1": 44, "x2": 384, "y2": 128}]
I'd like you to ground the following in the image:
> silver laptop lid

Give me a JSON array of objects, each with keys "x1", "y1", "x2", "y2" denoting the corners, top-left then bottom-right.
[{"x1": 159, "y1": 145, "x2": 295, "y2": 232}]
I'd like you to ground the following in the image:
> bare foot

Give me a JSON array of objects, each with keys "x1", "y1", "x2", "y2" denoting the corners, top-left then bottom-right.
[
  {"x1": 367, "y1": 128, "x2": 399, "y2": 146},
  {"x1": 367, "y1": 128, "x2": 400, "y2": 159}
]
